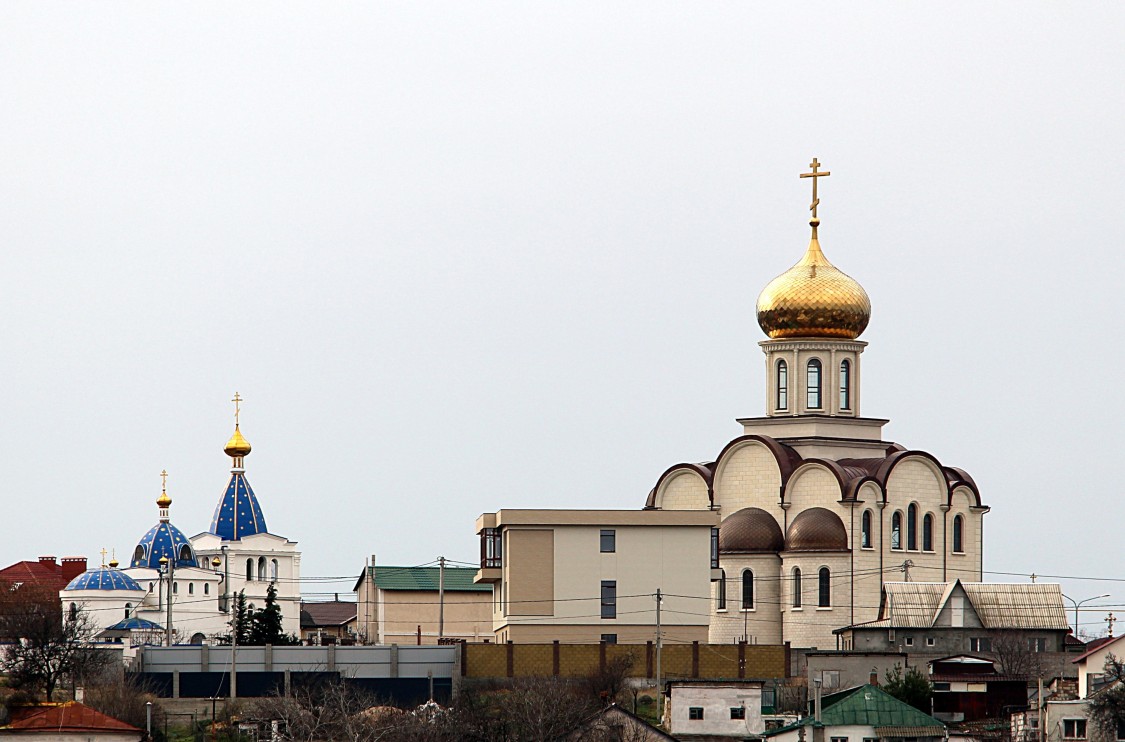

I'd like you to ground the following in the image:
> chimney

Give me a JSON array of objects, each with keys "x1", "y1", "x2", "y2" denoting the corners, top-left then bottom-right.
[
  {"x1": 869, "y1": 670, "x2": 879, "y2": 687},
  {"x1": 38, "y1": 556, "x2": 58, "y2": 569},
  {"x1": 61, "y1": 557, "x2": 87, "y2": 582}
]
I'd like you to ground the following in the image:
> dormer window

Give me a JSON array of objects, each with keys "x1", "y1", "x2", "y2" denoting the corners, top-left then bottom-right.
[
  {"x1": 777, "y1": 360, "x2": 788, "y2": 410},
  {"x1": 807, "y1": 359, "x2": 822, "y2": 409}
]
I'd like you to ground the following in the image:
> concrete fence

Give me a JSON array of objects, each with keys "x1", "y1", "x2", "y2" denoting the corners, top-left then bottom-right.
[{"x1": 461, "y1": 641, "x2": 789, "y2": 680}]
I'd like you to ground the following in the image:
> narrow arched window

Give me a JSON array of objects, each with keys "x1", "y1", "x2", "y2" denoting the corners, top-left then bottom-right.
[
  {"x1": 807, "y1": 359, "x2": 822, "y2": 409},
  {"x1": 172, "y1": 582, "x2": 178, "y2": 594},
  {"x1": 133, "y1": 545, "x2": 146, "y2": 564},
  {"x1": 840, "y1": 360, "x2": 851, "y2": 410},
  {"x1": 953, "y1": 515, "x2": 964, "y2": 553},
  {"x1": 204, "y1": 583, "x2": 210, "y2": 595},
  {"x1": 124, "y1": 603, "x2": 132, "y2": 619},
  {"x1": 891, "y1": 512, "x2": 902, "y2": 550},
  {"x1": 907, "y1": 504, "x2": 918, "y2": 550},
  {"x1": 777, "y1": 360, "x2": 789, "y2": 411},
  {"x1": 717, "y1": 569, "x2": 727, "y2": 611},
  {"x1": 271, "y1": 559, "x2": 279, "y2": 582},
  {"x1": 188, "y1": 583, "x2": 194, "y2": 595},
  {"x1": 246, "y1": 559, "x2": 254, "y2": 581},
  {"x1": 861, "y1": 510, "x2": 873, "y2": 549},
  {"x1": 179, "y1": 545, "x2": 192, "y2": 563},
  {"x1": 792, "y1": 568, "x2": 802, "y2": 608},
  {"x1": 258, "y1": 556, "x2": 267, "y2": 581},
  {"x1": 69, "y1": 603, "x2": 78, "y2": 621},
  {"x1": 923, "y1": 513, "x2": 934, "y2": 551},
  {"x1": 818, "y1": 567, "x2": 831, "y2": 607},
  {"x1": 741, "y1": 570, "x2": 754, "y2": 610}
]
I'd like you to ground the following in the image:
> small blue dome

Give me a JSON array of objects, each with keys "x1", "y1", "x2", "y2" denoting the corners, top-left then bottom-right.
[
  {"x1": 104, "y1": 617, "x2": 163, "y2": 631},
  {"x1": 66, "y1": 568, "x2": 144, "y2": 592},
  {"x1": 131, "y1": 521, "x2": 197, "y2": 569}
]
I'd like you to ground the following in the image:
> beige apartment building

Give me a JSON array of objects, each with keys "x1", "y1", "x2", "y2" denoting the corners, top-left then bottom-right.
[
  {"x1": 354, "y1": 560, "x2": 493, "y2": 645},
  {"x1": 473, "y1": 509, "x2": 720, "y2": 644}
]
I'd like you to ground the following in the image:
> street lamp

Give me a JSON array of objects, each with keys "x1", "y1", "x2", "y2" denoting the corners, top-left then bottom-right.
[{"x1": 1062, "y1": 593, "x2": 1110, "y2": 636}]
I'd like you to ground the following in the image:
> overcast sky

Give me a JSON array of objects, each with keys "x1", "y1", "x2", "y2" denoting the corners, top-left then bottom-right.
[{"x1": 2, "y1": 3, "x2": 1122, "y2": 633}]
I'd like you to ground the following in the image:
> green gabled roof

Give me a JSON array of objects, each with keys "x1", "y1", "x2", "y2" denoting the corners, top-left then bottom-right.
[
  {"x1": 763, "y1": 685, "x2": 943, "y2": 737},
  {"x1": 368, "y1": 566, "x2": 491, "y2": 592}
]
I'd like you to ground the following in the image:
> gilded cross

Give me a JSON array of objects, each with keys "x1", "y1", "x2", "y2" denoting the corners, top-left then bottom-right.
[
  {"x1": 1029, "y1": 573, "x2": 1037, "y2": 583},
  {"x1": 99, "y1": 547, "x2": 107, "y2": 567},
  {"x1": 232, "y1": 391, "x2": 243, "y2": 425},
  {"x1": 799, "y1": 157, "x2": 831, "y2": 218},
  {"x1": 160, "y1": 469, "x2": 168, "y2": 491},
  {"x1": 1108, "y1": 612, "x2": 1117, "y2": 637}
]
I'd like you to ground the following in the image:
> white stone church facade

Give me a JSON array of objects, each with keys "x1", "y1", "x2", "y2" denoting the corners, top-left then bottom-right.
[{"x1": 644, "y1": 165, "x2": 987, "y2": 649}]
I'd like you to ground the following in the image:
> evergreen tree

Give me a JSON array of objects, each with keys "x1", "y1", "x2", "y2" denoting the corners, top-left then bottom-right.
[
  {"x1": 248, "y1": 583, "x2": 295, "y2": 645},
  {"x1": 883, "y1": 664, "x2": 932, "y2": 712},
  {"x1": 229, "y1": 590, "x2": 252, "y2": 645}
]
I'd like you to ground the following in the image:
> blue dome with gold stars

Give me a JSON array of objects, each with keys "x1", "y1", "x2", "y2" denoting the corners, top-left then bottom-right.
[
  {"x1": 131, "y1": 477, "x2": 197, "y2": 570},
  {"x1": 132, "y1": 521, "x2": 197, "y2": 569},
  {"x1": 66, "y1": 567, "x2": 144, "y2": 591},
  {"x1": 209, "y1": 471, "x2": 267, "y2": 541},
  {"x1": 210, "y1": 419, "x2": 268, "y2": 541}
]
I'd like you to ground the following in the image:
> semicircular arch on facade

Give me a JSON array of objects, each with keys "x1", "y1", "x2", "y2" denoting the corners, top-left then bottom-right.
[
  {"x1": 875, "y1": 449, "x2": 984, "y2": 508},
  {"x1": 783, "y1": 459, "x2": 851, "y2": 506},
  {"x1": 648, "y1": 463, "x2": 713, "y2": 510},
  {"x1": 712, "y1": 435, "x2": 800, "y2": 485}
]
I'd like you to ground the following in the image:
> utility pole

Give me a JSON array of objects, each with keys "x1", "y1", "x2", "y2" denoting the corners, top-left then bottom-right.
[
  {"x1": 160, "y1": 557, "x2": 174, "y2": 646},
  {"x1": 655, "y1": 589, "x2": 663, "y2": 711},
  {"x1": 438, "y1": 556, "x2": 446, "y2": 641}
]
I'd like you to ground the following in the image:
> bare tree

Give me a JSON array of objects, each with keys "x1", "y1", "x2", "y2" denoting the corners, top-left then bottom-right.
[
  {"x1": 990, "y1": 632, "x2": 1044, "y2": 678},
  {"x1": 84, "y1": 672, "x2": 166, "y2": 732},
  {"x1": 0, "y1": 587, "x2": 111, "y2": 701}
]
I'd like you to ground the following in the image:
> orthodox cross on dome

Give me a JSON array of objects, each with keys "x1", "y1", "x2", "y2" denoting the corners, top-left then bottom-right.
[
  {"x1": 1108, "y1": 612, "x2": 1117, "y2": 638},
  {"x1": 800, "y1": 157, "x2": 831, "y2": 219},
  {"x1": 232, "y1": 392, "x2": 243, "y2": 426},
  {"x1": 160, "y1": 469, "x2": 168, "y2": 491},
  {"x1": 99, "y1": 547, "x2": 107, "y2": 567}
]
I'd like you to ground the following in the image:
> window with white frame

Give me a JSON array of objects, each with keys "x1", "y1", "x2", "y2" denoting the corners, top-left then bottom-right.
[{"x1": 1063, "y1": 719, "x2": 1087, "y2": 739}]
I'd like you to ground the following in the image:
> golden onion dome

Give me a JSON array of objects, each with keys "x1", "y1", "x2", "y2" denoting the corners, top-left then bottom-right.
[
  {"x1": 224, "y1": 425, "x2": 252, "y2": 458},
  {"x1": 156, "y1": 490, "x2": 172, "y2": 509},
  {"x1": 756, "y1": 219, "x2": 871, "y2": 339}
]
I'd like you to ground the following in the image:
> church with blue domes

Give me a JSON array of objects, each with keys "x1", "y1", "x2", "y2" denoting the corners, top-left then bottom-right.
[{"x1": 60, "y1": 397, "x2": 302, "y2": 646}]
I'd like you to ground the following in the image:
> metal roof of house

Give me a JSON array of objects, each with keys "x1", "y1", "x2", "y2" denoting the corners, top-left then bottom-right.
[
  {"x1": 360, "y1": 565, "x2": 491, "y2": 592},
  {"x1": 301, "y1": 601, "x2": 357, "y2": 628},
  {"x1": 845, "y1": 580, "x2": 1069, "y2": 631},
  {"x1": 763, "y1": 684, "x2": 944, "y2": 737}
]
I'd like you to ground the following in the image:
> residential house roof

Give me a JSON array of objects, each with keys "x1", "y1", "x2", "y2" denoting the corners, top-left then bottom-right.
[
  {"x1": 2, "y1": 701, "x2": 141, "y2": 734},
  {"x1": 838, "y1": 580, "x2": 1069, "y2": 632},
  {"x1": 354, "y1": 565, "x2": 492, "y2": 593},
  {"x1": 300, "y1": 601, "x2": 358, "y2": 628},
  {"x1": 763, "y1": 684, "x2": 944, "y2": 737},
  {"x1": 1073, "y1": 635, "x2": 1122, "y2": 664}
]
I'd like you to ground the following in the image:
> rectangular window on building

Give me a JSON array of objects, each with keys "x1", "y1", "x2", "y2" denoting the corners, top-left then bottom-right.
[
  {"x1": 1063, "y1": 719, "x2": 1087, "y2": 739},
  {"x1": 904, "y1": 637, "x2": 914, "y2": 646},
  {"x1": 730, "y1": 707, "x2": 746, "y2": 720},
  {"x1": 1028, "y1": 637, "x2": 1047, "y2": 652},
  {"x1": 601, "y1": 581, "x2": 616, "y2": 619},
  {"x1": 1115, "y1": 720, "x2": 1125, "y2": 741},
  {"x1": 926, "y1": 637, "x2": 936, "y2": 647},
  {"x1": 933, "y1": 682, "x2": 951, "y2": 691},
  {"x1": 600, "y1": 633, "x2": 617, "y2": 645},
  {"x1": 689, "y1": 707, "x2": 704, "y2": 721},
  {"x1": 711, "y1": 527, "x2": 720, "y2": 569},
  {"x1": 600, "y1": 529, "x2": 616, "y2": 553},
  {"x1": 821, "y1": 670, "x2": 840, "y2": 688},
  {"x1": 830, "y1": 737, "x2": 849, "y2": 742},
  {"x1": 970, "y1": 637, "x2": 992, "y2": 652}
]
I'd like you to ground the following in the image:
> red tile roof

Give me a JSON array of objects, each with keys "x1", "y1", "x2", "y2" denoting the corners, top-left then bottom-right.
[
  {"x1": 1073, "y1": 635, "x2": 1123, "y2": 664},
  {"x1": 5, "y1": 701, "x2": 141, "y2": 733}
]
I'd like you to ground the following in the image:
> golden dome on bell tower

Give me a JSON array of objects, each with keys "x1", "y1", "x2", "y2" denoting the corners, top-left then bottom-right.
[
  {"x1": 755, "y1": 158, "x2": 870, "y2": 340},
  {"x1": 223, "y1": 392, "x2": 252, "y2": 458}
]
